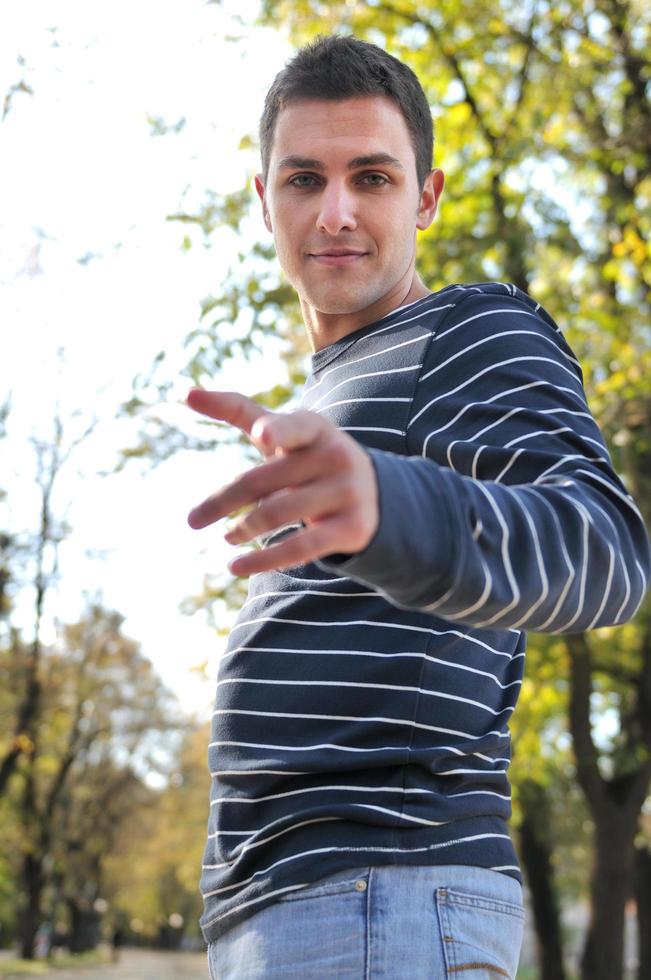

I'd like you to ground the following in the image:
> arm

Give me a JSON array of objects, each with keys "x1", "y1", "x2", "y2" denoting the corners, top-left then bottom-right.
[{"x1": 316, "y1": 291, "x2": 650, "y2": 632}]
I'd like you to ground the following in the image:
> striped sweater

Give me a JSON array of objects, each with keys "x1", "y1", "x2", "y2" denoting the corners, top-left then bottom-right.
[{"x1": 199, "y1": 281, "x2": 650, "y2": 943}]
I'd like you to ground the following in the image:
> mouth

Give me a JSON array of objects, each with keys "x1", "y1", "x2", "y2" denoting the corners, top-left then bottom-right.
[{"x1": 308, "y1": 249, "x2": 368, "y2": 267}]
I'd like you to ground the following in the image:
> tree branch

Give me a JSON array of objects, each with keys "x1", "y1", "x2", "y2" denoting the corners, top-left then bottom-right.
[{"x1": 506, "y1": 3, "x2": 538, "y2": 132}]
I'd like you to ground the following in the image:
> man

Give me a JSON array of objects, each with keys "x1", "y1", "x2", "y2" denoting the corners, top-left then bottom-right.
[{"x1": 189, "y1": 35, "x2": 650, "y2": 979}]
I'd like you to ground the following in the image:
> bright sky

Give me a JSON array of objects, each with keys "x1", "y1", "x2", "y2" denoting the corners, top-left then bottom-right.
[{"x1": 0, "y1": 0, "x2": 294, "y2": 722}]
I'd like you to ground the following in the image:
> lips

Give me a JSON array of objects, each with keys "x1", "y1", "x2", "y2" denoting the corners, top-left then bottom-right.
[
  {"x1": 311, "y1": 249, "x2": 366, "y2": 257},
  {"x1": 308, "y1": 249, "x2": 368, "y2": 267}
]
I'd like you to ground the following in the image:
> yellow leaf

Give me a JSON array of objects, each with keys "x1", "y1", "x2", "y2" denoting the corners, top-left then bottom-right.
[{"x1": 445, "y1": 102, "x2": 472, "y2": 127}]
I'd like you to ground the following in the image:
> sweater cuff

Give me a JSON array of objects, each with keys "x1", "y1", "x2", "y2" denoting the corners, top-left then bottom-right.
[{"x1": 315, "y1": 447, "x2": 456, "y2": 606}]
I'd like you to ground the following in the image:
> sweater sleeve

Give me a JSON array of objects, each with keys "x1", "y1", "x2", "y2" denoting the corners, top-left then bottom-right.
[{"x1": 316, "y1": 289, "x2": 650, "y2": 633}]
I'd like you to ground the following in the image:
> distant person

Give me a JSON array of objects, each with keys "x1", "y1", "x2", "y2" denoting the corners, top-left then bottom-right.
[
  {"x1": 34, "y1": 920, "x2": 52, "y2": 960},
  {"x1": 187, "y1": 33, "x2": 651, "y2": 979},
  {"x1": 110, "y1": 925, "x2": 124, "y2": 964}
]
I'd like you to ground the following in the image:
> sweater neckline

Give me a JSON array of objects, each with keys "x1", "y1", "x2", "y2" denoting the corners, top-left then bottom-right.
[{"x1": 309, "y1": 291, "x2": 440, "y2": 374}]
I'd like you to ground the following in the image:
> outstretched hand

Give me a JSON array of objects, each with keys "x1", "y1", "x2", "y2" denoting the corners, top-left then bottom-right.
[{"x1": 186, "y1": 388, "x2": 379, "y2": 576}]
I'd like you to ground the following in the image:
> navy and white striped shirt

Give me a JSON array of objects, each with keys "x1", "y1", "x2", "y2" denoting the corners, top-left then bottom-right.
[{"x1": 199, "y1": 282, "x2": 650, "y2": 943}]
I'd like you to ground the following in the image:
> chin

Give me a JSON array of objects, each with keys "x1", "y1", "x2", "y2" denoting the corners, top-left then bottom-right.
[{"x1": 302, "y1": 284, "x2": 386, "y2": 317}]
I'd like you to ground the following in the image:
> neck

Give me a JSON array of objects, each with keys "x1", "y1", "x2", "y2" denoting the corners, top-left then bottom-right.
[{"x1": 301, "y1": 272, "x2": 431, "y2": 353}]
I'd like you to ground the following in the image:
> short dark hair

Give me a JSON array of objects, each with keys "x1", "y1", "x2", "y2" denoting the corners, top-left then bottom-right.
[{"x1": 260, "y1": 34, "x2": 434, "y2": 190}]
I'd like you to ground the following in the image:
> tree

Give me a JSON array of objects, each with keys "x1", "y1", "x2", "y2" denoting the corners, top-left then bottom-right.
[
  {"x1": 57, "y1": 758, "x2": 155, "y2": 954},
  {"x1": 0, "y1": 409, "x2": 94, "y2": 797},
  {"x1": 0, "y1": 384, "x2": 212, "y2": 955},
  {"x1": 510, "y1": 635, "x2": 581, "y2": 980},
  {"x1": 103, "y1": 723, "x2": 211, "y2": 946},
  {"x1": 4, "y1": 605, "x2": 186, "y2": 958}
]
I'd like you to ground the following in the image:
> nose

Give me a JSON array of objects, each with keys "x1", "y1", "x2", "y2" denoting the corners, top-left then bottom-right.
[{"x1": 316, "y1": 181, "x2": 358, "y2": 235}]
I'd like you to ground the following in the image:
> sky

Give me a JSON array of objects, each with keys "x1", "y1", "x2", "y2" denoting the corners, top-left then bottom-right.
[{"x1": 0, "y1": 0, "x2": 295, "y2": 725}]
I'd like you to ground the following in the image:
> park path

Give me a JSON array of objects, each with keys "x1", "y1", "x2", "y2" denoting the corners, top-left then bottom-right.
[{"x1": 27, "y1": 948, "x2": 208, "y2": 980}]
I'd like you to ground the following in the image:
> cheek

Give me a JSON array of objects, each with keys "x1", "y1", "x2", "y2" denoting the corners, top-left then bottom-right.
[
  {"x1": 270, "y1": 210, "x2": 301, "y2": 251},
  {"x1": 273, "y1": 230, "x2": 298, "y2": 269},
  {"x1": 270, "y1": 220, "x2": 303, "y2": 279}
]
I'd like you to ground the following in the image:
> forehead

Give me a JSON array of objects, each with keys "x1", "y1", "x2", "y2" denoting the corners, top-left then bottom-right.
[{"x1": 270, "y1": 95, "x2": 415, "y2": 169}]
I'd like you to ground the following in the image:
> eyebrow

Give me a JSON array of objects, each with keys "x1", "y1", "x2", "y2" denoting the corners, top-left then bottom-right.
[{"x1": 276, "y1": 153, "x2": 405, "y2": 172}]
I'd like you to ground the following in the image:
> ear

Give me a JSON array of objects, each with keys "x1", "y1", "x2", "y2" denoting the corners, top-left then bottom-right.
[
  {"x1": 254, "y1": 174, "x2": 273, "y2": 233},
  {"x1": 416, "y1": 168, "x2": 445, "y2": 231}
]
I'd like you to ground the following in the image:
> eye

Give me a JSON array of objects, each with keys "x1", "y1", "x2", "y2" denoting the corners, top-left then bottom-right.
[
  {"x1": 288, "y1": 173, "x2": 320, "y2": 188},
  {"x1": 360, "y1": 173, "x2": 389, "y2": 186}
]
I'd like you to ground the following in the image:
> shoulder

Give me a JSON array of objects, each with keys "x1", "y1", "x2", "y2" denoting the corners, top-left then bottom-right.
[
  {"x1": 426, "y1": 281, "x2": 559, "y2": 332},
  {"x1": 422, "y1": 281, "x2": 575, "y2": 360},
  {"x1": 413, "y1": 282, "x2": 585, "y2": 395}
]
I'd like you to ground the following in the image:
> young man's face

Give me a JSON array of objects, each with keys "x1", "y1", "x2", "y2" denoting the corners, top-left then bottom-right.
[{"x1": 255, "y1": 95, "x2": 443, "y2": 335}]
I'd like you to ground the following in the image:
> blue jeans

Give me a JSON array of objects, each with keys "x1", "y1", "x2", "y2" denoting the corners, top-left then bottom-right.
[{"x1": 206, "y1": 864, "x2": 525, "y2": 979}]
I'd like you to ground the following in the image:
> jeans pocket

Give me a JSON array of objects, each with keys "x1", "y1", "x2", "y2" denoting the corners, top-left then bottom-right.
[{"x1": 435, "y1": 885, "x2": 524, "y2": 979}]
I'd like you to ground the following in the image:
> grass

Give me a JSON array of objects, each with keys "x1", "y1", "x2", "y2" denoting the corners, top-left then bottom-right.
[
  {"x1": 516, "y1": 970, "x2": 580, "y2": 980},
  {"x1": 0, "y1": 949, "x2": 108, "y2": 976}
]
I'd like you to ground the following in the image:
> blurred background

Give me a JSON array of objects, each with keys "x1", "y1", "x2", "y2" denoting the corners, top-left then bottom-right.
[{"x1": 0, "y1": 1, "x2": 649, "y2": 978}]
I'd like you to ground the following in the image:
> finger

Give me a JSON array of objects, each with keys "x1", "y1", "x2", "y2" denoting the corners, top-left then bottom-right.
[
  {"x1": 228, "y1": 515, "x2": 353, "y2": 576},
  {"x1": 224, "y1": 476, "x2": 348, "y2": 544},
  {"x1": 187, "y1": 390, "x2": 327, "y2": 460},
  {"x1": 250, "y1": 409, "x2": 328, "y2": 455},
  {"x1": 187, "y1": 389, "x2": 271, "y2": 439},
  {"x1": 187, "y1": 444, "x2": 333, "y2": 530}
]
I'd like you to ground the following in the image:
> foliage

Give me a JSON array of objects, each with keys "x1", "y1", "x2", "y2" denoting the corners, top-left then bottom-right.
[
  {"x1": 511, "y1": 634, "x2": 594, "y2": 902},
  {"x1": 103, "y1": 724, "x2": 210, "y2": 938},
  {"x1": 0, "y1": 402, "x2": 211, "y2": 950},
  {"x1": 0, "y1": 606, "x2": 191, "y2": 945}
]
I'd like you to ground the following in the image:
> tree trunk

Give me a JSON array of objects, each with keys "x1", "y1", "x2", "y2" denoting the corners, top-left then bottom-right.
[
  {"x1": 567, "y1": 633, "x2": 651, "y2": 980},
  {"x1": 518, "y1": 780, "x2": 566, "y2": 980},
  {"x1": 67, "y1": 899, "x2": 102, "y2": 953},
  {"x1": 157, "y1": 923, "x2": 184, "y2": 950},
  {"x1": 18, "y1": 756, "x2": 47, "y2": 960},
  {"x1": 635, "y1": 846, "x2": 651, "y2": 980},
  {"x1": 19, "y1": 849, "x2": 45, "y2": 959},
  {"x1": 581, "y1": 819, "x2": 635, "y2": 980}
]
